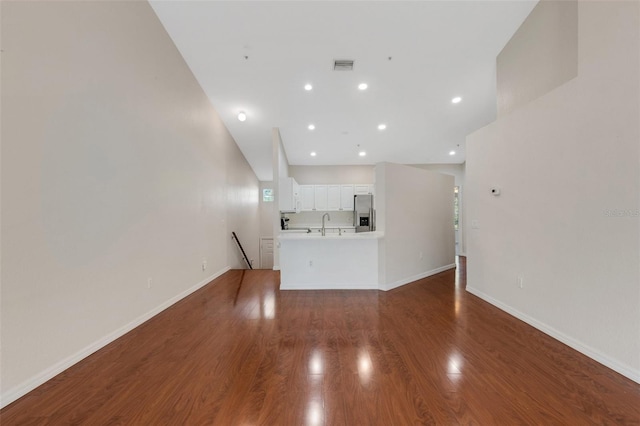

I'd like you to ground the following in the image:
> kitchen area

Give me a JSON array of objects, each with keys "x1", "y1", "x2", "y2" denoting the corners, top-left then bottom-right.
[
  {"x1": 272, "y1": 159, "x2": 456, "y2": 292},
  {"x1": 279, "y1": 178, "x2": 376, "y2": 235},
  {"x1": 277, "y1": 176, "x2": 383, "y2": 290}
]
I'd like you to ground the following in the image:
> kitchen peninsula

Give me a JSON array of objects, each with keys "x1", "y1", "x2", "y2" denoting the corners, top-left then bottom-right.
[{"x1": 278, "y1": 231, "x2": 383, "y2": 290}]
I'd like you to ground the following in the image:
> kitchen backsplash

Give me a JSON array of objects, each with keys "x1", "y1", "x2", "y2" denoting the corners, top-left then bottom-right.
[{"x1": 285, "y1": 210, "x2": 354, "y2": 227}]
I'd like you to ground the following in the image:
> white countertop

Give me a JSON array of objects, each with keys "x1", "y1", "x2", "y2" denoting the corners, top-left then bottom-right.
[
  {"x1": 281, "y1": 225, "x2": 356, "y2": 234},
  {"x1": 279, "y1": 231, "x2": 383, "y2": 240},
  {"x1": 280, "y1": 229, "x2": 313, "y2": 234},
  {"x1": 286, "y1": 224, "x2": 355, "y2": 229}
]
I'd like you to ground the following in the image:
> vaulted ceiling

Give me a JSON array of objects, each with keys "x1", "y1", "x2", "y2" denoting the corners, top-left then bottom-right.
[{"x1": 150, "y1": 1, "x2": 537, "y2": 181}]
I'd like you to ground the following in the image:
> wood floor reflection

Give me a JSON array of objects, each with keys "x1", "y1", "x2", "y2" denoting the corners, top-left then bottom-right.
[{"x1": 2, "y1": 258, "x2": 639, "y2": 424}]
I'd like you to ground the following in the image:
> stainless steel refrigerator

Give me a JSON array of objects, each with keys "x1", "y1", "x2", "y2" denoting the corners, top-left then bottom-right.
[{"x1": 354, "y1": 194, "x2": 375, "y2": 233}]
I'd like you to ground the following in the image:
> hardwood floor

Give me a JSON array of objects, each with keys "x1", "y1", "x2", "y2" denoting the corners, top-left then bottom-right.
[{"x1": 2, "y1": 258, "x2": 639, "y2": 425}]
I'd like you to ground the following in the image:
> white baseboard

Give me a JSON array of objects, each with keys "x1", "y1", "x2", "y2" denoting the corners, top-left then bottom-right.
[
  {"x1": 381, "y1": 263, "x2": 456, "y2": 291},
  {"x1": 466, "y1": 286, "x2": 640, "y2": 385},
  {"x1": 0, "y1": 267, "x2": 231, "y2": 409}
]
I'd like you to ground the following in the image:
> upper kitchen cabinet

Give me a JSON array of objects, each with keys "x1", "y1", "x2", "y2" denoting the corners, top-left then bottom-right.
[
  {"x1": 354, "y1": 184, "x2": 374, "y2": 195},
  {"x1": 279, "y1": 177, "x2": 300, "y2": 213},
  {"x1": 327, "y1": 184, "x2": 354, "y2": 211},
  {"x1": 327, "y1": 185, "x2": 341, "y2": 211},
  {"x1": 298, "y1": 183, "x2": 370, "y2": 211},
  {"x1": 340, "y1": 185, "x2": 354, "y2": 211},
  {"x1": 314, "y1": 185, "x2": 328, "y2": 211},
  {"x1": 300, "y1": 185, "x2": 315, "y2": 211},
  {"x1": 327, "y1": 184, "x2": 353, "y2": 211}
]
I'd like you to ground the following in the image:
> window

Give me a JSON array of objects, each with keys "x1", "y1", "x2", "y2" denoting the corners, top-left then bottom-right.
[{"x1": 263, "y1": 188, "x2": 274, "y2": 202}]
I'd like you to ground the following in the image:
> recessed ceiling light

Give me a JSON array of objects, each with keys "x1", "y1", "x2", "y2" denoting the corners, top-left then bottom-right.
[
  {"x1": 304, "y1": 84, "x2": 313, "y2": 91},
  {"x1": 358, "y1": 83, "x2": 368, "y2": 90},
  {"x1": 451, "y1": 96, "x2": 462, "y2": 104},
  {"x1": 237, "y1": 111, "x2": 247, "y2": 121},
  {"x1": 378, "y1": 124, "x2": 387, "y2": 130},
  {"x1": 310, "y1": 151, "x2": 317, "y2": 157},
  {"x1": 308, "y1": 124, "x2": 315, "y2": 130},
  {"x1": 359, "y1": 151, "x2": 367, "y2": 157},
  {"x1": 449, "y1": 150, "x2": 456, "y2": 156}
]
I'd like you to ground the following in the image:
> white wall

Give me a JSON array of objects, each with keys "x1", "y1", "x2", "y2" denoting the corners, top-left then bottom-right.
[
  {"x1": 376, "y1": 163, "x2": 456, "y2": 290},
  {"x1": 289, "y1": 165, "x2": 374, "y2": 184},
  {"x1": 227, "y1": 143, "x2": 261, "y2": 269},
  {"x1": 272, "y1": 129, "x2": 289, "y2": 270},
  {"x1": 497, "y1": 0, "x2": 578, "y2": 117},
  {"x1": 259, "y1": 181, "x2": 275, "y2": 238},
  {"x1": 466, "y1": 1, "x2": 639, "y2": 382},
  {"x1": 410, "y1": 163, "x2": 466, "y2": 254},
  {"x1": 0, "y1": 1, "x2": 260, "y2": 406},
  {"x1": 409, "y1": 163, "x2": 465, "y2": 187}
]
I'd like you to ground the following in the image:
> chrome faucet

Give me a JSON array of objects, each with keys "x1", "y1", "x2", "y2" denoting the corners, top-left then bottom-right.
[{"x1": 321, "y1": 213, "x2": 331, "y2": 236}]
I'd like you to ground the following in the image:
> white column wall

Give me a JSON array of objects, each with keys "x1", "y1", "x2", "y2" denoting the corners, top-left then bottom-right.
[{"x1": 376, "y1": 163, "x2": 456, "y2": 290}]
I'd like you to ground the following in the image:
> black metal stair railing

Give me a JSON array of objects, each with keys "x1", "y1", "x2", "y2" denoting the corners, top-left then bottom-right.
[{"x1": 231, "y1": 231, "x2": 253, "y2": 269}]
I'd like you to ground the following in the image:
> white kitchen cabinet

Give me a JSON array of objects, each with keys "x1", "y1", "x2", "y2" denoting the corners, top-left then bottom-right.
[
  {"x1": 325, "y1": 185, "x2": 353, "y2": 211},
  {"x1": 300, "y1": 185, "x2": 315, "y2": 211},
  {"x1": 354, "y1": 184, "x2": 371, "y2": 195},
  {"x1": 314, "y1": 185, "x2": 328, "y2": 211},
  {"x1": 296, "y1": 182, "x2": 371, "y2": 212},
  {"x1": 327, "y1": 185, "x2": 341, "y2": 210},
  {"x1": 340, "y1": 184, "x2": 354, "y2": 211},
  {"x1": 279, "y1": 177, "x2": 300, "y2": 213}
]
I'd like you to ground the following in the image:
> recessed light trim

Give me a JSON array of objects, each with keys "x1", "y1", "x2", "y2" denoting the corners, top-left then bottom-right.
[
  {"x1": 310, "y1": 151, "x2": 317, "y2": 157},
  {"x1": 378, "y1": 124, "x2": 387, "y2": 130},
  {"x1": 304, "y1": 84, "x2": 313, "y2": 91},
  {"x1": 449, "y1": 150, "x2": 456, "y2": 156},
  {"x1": 451, "y1": 96, "x2": 462, "y2": 104},
  {"x1": 237, "y1": 111, "x2": 247, "y2": 121},
  {"x1": 358, "y1": 83, "x2": 368, "y2": 90},
  {"x1": 308, "y1": 124, "x2": 315, "y2": 130},
  {"x1": 358, "y1": 151, "x2": 367, "y2": 157}
]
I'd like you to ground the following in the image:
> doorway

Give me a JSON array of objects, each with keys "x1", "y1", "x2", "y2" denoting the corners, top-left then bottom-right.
[
  {"x1": 260, "y1": 237, "x2": 274, "y2": 269},
  {"x1": 454, "y1": 186, "x2": 460, "y2": 255}
]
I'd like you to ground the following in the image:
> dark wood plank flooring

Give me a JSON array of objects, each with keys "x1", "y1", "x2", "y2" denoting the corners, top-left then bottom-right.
[{"x1": 2, "y1": 258, "x2": 639, "y2": 424}]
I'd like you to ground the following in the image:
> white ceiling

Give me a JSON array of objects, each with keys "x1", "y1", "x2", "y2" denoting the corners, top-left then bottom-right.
[{"x1": 150, "y1": 1, "x2": 537, "y2": 181}]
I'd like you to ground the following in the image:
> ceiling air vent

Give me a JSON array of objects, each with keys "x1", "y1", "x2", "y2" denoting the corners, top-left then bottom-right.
[{"x1": 333, "y1": 60, "x2": 354, "y2": 71}]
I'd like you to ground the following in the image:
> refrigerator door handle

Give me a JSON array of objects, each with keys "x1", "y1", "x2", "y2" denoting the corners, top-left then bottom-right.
[
  {"x1": 373, "y1": 208, "x2": 376, "y2": 231},
  {"x1": 369, "y1": 207, "x2": 374, "y2": 231}
]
